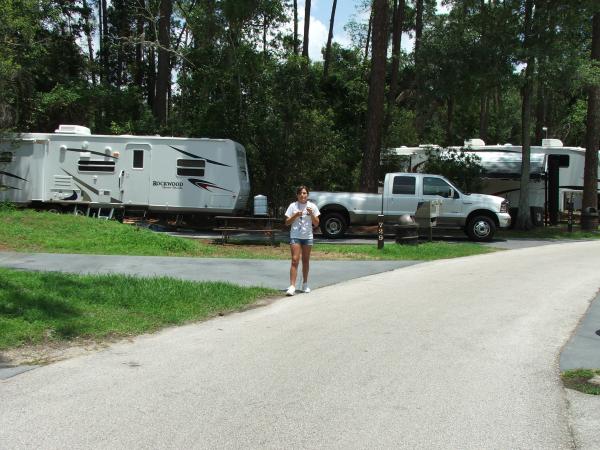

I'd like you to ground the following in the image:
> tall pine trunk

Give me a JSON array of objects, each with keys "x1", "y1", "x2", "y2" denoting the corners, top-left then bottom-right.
[
  {"x1": 515, "y1": 0, "x2": 535, "y2": 230},
  {"x1": 384, "y1": 0, "x2": 405, "y2": 140},
  {"x1": 99, "y1": 0, "x2": 109, "y2": 83},
  {"x1": 363, "y1": 8, "x2": 373, "y2": 66},
  {"x1": 360, "y1": 0, "x2": 389, "y2": 193},
  {"x1": 413, "y1": 0, "x2": 425, "y2": 139},
  {"x1": 582, "y1": 12, "x2": 600, "y2": 230},
  {"x1": 134, "y1": 0, "x2": 145, "y2": 87},
  {"x1": 302, "y1": 0, "x2": 311, "y2": 59},
  {"x1": 323, "y1": 0, "x2": 337, "y2": 78},
  {"x1": 293, "y1": 0, "x2": 299, "y2": 55},
  {"x1": 153, "y1": 0, "x2": 172, "y2": 125},
  {"x1": 82, "y1": 0, "x2": 96, "y2": 85}
]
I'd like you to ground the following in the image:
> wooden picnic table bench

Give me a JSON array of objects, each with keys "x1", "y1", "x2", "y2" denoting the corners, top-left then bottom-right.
[{"x1": 213, "y1": 216, "x2": 283, "y2": 245}]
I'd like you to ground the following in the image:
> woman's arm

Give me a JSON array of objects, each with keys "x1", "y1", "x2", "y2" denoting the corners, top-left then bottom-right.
[{"x1": 285, "y1": 210, "x2": 302, "y2": 226}]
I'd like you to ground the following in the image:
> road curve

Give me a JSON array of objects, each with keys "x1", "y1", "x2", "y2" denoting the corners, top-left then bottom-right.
[{"x1": 1, "y1": 241, "x2": 599, "y2": 449}]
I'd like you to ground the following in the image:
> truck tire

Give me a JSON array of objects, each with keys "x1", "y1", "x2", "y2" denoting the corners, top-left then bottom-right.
[
  {"x1": 320, "y1": 212, "x2": 347, "y2": 238},
  {"x1": 466, "y1": 215, "x2": 496, "y2": 242}
]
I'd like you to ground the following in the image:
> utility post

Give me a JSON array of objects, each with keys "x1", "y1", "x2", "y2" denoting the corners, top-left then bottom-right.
[{"x1": 378, "y1": 183, "x2": 385, "y2": 249}]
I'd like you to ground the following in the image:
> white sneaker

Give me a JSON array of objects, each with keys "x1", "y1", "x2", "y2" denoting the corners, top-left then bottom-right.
[
  {"x1": 285, "y1": 285, "x2": 296, "y2": 296},
  {"x1": 301, "y1": 283, "x2": 311, "y2": 293}
]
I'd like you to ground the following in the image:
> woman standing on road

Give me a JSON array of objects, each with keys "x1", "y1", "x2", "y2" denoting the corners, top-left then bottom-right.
[{"x1": 284, "y1": 186, "x2": 320, "y2": 296}]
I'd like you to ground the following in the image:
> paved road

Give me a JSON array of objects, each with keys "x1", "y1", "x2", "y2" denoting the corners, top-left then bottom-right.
[
  {"x1": 0, "y1": 252, "x2": 417, "y2": 291},
  {"x1": 1, "y1": 241, "x2": 600, "y2": 448}
]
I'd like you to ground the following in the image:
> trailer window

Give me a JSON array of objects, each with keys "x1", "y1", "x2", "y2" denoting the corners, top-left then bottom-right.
[
  {"x1": 0, "y1": 152, "x2": 12, "y2": 163},
  {"x1": 177, "y1": 159, "x2": 205, "y2": 176},
  {"x1": 392, "y1": 176, "x2": 416, "y2": 195},
  {"x1": 78, "y1": 160, "x2": 116, "y2": 173},
  {"x1": 133, "y1": 150, "x2": 144, "y2": 169}
]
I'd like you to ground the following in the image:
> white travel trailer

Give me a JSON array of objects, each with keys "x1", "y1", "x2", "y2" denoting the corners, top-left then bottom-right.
[
  {"x1": 0, "y1": 125, "x2": 251, "y2": 217},
  {"x1": 386, "y1": 139, "x2": 600, "y2": 224}
]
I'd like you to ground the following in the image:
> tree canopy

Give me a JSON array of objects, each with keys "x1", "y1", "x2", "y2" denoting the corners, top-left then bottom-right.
[{"x1": 0, "y1": 0, "x2": 597, "y2": 207}]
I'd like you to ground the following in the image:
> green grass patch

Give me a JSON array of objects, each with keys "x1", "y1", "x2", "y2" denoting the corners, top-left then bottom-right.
[
  {"x1": 0, "y1": 208, "x2": 497, "y2": 260},
  {"x1": 0, "y1": 268, "x2": 277, "y2": 350},
  {"x1": 313, "y1": 241, "x2": 496, "y2": 260},
  {"x1": 561, "y1": 369, "x2": 600, "y2": 395}
]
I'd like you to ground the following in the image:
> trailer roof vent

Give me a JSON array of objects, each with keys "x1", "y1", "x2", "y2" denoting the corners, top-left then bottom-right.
[
  {"x1": 542, "y1": 138, "x2": 563, "y2": 147},
  {"x1": 54, "y1": 125, "x2": 91, "y2": 135},
  {"x1": 464, "y1": 138, "x2": 485, "y2": 147}
]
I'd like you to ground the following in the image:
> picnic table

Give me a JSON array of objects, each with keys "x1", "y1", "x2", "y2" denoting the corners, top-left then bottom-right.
[{"x1": 213, "y1": 216, "x2": 283, "y2": 245}]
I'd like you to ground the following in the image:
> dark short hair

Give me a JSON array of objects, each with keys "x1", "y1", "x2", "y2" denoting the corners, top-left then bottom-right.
[{"x1": 296, "y1": 185, "x2": 309, "y2": 195}]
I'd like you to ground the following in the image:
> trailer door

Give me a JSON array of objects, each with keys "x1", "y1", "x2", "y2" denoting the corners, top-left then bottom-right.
[{"x1": 122, "y1": 143, "x2": 151, "y2": 207}]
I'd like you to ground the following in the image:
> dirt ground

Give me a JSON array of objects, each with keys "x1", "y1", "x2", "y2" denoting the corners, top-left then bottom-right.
[{"x1": 1, "y1": 339, "x2": 114, "y2": 366}]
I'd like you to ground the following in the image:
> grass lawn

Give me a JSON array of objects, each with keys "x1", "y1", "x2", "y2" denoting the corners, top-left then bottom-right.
[
  {"x1": 0, "y1": 207, "x2": 501, "y2": 354},
  {"x1": 562, "y1": 369, "x2": 600, "y2": 395},
  {"x1": 0, "y1": 207, "x2": 497, "y2": 260},
  {"x1": 0, "y1": 268, "x2": 277, "y2": 351}
]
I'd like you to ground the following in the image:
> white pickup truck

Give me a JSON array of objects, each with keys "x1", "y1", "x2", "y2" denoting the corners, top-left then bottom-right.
[{"x1": 310, "y1": 172, "x2": 511, "y2": 241}]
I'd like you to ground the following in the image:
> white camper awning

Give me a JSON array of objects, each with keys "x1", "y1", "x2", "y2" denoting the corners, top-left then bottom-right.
[{"x1": 471, "y1": 151, "x2": 546, "y2": 178}]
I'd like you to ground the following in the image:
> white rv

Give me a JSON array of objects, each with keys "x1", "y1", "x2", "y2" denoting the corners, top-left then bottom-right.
[
  {"x1": 386, "y1": 139, "x2": 600, "y2": 224},
  {"x1": 0, "y1": 125, "x2": 251, "y2": 217}
]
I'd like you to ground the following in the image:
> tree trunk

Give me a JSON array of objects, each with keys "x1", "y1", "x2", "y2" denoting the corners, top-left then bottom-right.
[
  {"x1": 323, "y1": 0, "x2": 337, "y2": 78},
  {"x1": 134, "y1": 0, "x2": 145, "y2": 87},
  {"x1": 363, "y1": 7, "x2": 372, "y2": 65},
  {"x1": 360, "y1": 0, "x2": 389, "y2": 193},
  {"x1": 153, "y1": 0, "x2": 172, "y2": 125},
  {"x1": 479, "y1": 93, "x2": 489, "y2": 141},
  {"x1": 263, "y1": 13, "x2": 268, "y2": 58},
  {"x1": 384, "y1": 0, "x2": 405, "y2": 137},
  {"x1": 582, "y1": 12, "x2": 600, "y2": 230},
  {"x1": 446, "y1": 97, "x2": 454, "y2": 147},
  {"x1": 302, "y1": 0, "x2": 311, "y2": 59},
  {"x1": 293, "y1": 0, "x2": 299, "y2": 55},
  {"x1": 100, "y1": 0, "x2": 109, "y2": 83},
  {"x1": 414, "y1": 0, "x2": 425, "y2": 139},
  {"x1": 82, "y1": 0, "x2": 96, "y2": 85},
  {"x1": 515, "y1": 0, "x2": 535, "y2": 230},
  {"x1": 534, "y1": 69, "x2": 548, "y2": 144}
]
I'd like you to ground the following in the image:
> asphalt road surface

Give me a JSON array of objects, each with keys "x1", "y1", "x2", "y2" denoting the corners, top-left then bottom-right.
[{"x1": 1, "y1": 241, "x2": 600, "y2": 449}]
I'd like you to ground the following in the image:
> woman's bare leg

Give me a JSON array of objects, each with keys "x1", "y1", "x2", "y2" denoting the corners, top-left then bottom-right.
[
  {"x1": 301, "y1": 244, "x2": 312, "y2": 283},
  {"x1": 289, "y1": 244, "x2": 301, "y2": 286}
]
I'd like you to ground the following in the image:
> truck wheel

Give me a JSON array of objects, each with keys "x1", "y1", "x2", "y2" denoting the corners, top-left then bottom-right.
[
  {"x1": 467, "y1": 215, "x2": 496, "y2": 242},
  {"x1": 320, "y1": 212, "x2": 347, "y2": 238}
]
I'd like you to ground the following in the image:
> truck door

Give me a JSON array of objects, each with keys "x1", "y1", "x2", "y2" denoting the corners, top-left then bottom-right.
[
  {"x1": 121, "y1": 143, "x2": 151, "y2": 207},
  {"x1": 422, "y1": 176, "x2": 463, "y2": 227},
  {"x1": 385, "y1": 174, "x2": 420, "y2": 220}
]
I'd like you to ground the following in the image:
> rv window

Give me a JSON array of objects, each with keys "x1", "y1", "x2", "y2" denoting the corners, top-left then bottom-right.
[
  {"x1": 177, "y1": 159, "x2": 205, "y2": 176},
  {"x1": 133, "y1": 150, "x2": 144, "y2": 169},
  {"x1": 0, "y1": 152, "x2": 12, "y2": 163},
  {"x1": 78, "y1": 160, "x2": 116, "y2": 173},
  {"x1": 392, "y1": 176, "x2": 416, "y2": 195}
]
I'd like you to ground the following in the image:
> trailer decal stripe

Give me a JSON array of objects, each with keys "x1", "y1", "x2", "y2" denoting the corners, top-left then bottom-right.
[
  {"x1": 62, "y1": 169, "x2": 99, "y2": 195},
  {"x1": 0, "y1": 184, "x2": 20, "y2": 191},
  {"x1": 188, "y1": 178, "x2": 234, "y2": 193},
  {"x1": 0, "y1": 171, "x2": 28, "y2": 182},
  {"x1": 170, "y1": 146, "x2": 230, "y2": 167},
  {"x1": 66, "y1": 148, "x2": 119, "y2": 159}
]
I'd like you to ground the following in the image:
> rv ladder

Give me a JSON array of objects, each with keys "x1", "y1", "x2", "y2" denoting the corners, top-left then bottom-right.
[
  {"x1": 96, "y1": 208, "x2": 115, "y2": 220},
  {"x1": 73, "y1": 206, "x2": 114, "y2": 220}
]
